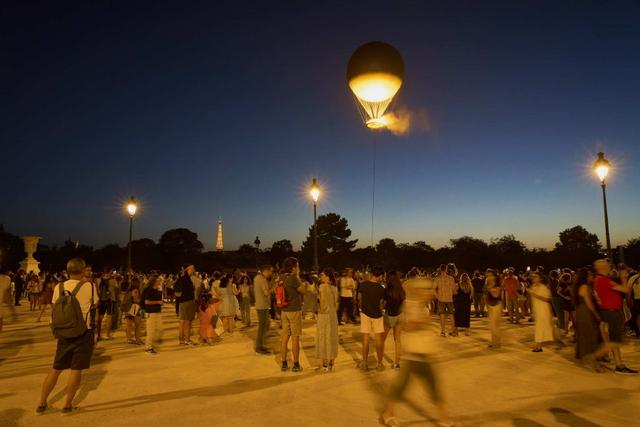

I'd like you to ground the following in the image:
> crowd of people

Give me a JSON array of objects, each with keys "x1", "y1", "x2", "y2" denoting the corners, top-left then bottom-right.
[{"x1": 1, "y1": 256, "x2": 639, "y2": 426}]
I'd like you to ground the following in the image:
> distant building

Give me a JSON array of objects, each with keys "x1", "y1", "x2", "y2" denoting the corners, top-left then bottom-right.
[{"x1": 216, "y1": 218, "x2": 224, "y2": 251}]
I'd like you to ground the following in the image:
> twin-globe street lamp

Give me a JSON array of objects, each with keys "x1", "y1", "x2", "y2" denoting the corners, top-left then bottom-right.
[
  {"x1": 126, "y1": 196, "x2": 138, "y2": 272},
  {"x1": 592, "y1": 152, "x2": 612, "y2": 258},
  {"x1": 309, "y1": 178, "x2": 321, "y2": 272}
]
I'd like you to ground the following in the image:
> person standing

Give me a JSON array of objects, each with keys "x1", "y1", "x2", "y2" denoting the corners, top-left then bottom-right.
[
  {"x1": 0, "y1": 266, "x2": 16, "y2": 333},
  {"x1": 549, "y1": 270, "x2": 564, "y2": 331},
  {"x1": 253, "y1": 265, "x2": 273, "y2": 355},
  {"x1": 175, "y1": 265, "x2": 197, "y2": 345},
  {"x1": 573, "y1": 268, "x2": 609, "y2": 372},
  {"x1": 529, "y1": 272, "x2": 554, "y2": 352},
  {"x1": 219, "y1": 274, "x2": 239, "y2": 335},
  {"x1": 593, "y1": 259, "x2": 637, "y2": 375},
  {"x1": 382, "y1": 271, "x2": 405, "y2": 369},
  {"x1": 501, "y1": 269, "x2": 520, "y2": 324},
  {"x1": 36, "y1": 258, "x2": 96, "y2": 415},
  {"x1": 279, "y1": 257, "x2": 305, "y2": 372},
  {"x1": 238, "y1": 275, "x2": 252, "y2": 328},
  {"x1": 96, "y1": 273, "x2": 117, "y2": 341},
  {"x1": 316, "y1": 268, "x2": 339, "y2": 371},
  {"x1": 629, "y1": 269, "x2": 640, "y2": 338},
  {"x1": 358, "y1": 266, "x2": 386, "y2": 371},
  {"x1": 142, "y1": 275, "x2": 163, "y2": 354},
  {"x1": 37, "y1": 275, "x2": 55, "y2": 322},
  {"x1": 302, "y1": 274, "x2": 318, "y2": 320},
  {"x1": 434, "y1": 265, "x2": 457, "y2": 337},
  {"x1": 13, "y1": 270, "x2": 25, "y2": 306},
  {"x1": 471, "y1": 271, "x2": 485, "y2": 317},
  {"x1": 485, "y1": 269, "x2": 502, "y2": 349},
  {"x1": 338, "y1": 269, "x2": 356, "y2": 324},
  {"x1": 453, "y1": 273, "x2": 472, "y2": 335}
]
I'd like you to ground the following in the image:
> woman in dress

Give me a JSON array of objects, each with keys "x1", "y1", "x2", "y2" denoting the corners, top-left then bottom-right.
[
  {"x1": 573, "y1": 268, "x2": 609, "y2": 372},
  {"x1": 316, "y1": 268, "x2": 339, "y2": 371},
  {"x1": 219, "y1": 274, "x2": 239, "y2": 335},
  {"x1": 529, "y1": 271, "x2": 554, "y2": 352},
  {"x1": 238, "y1": 275, "x2": 252, "y2": 327},
  {"x1": 558, "y1": 272, "x2": 575, "y2": 334},
  {"x1": 383, "y1": 271, "x2": 406, "y2": 369},
  {"x1": 198, "y1": 290, "x2": 221, "y2": 345},
  {"x1": 453, "y1": 273, "x2": 472, "y2": 335},
  {"x1": 36, "y1": 275, "x2": 55, "y2": 322}
]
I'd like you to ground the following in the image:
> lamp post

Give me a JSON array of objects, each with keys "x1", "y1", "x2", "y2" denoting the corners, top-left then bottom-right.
[
  {"x1": 592, "y1": 152, "x2": 612, "y2": 258},
  {"x1": 126, "y1": 196, "x2": 138, "y2": 272},
  {"x1": 309, "y1": 178, "x2": 321, "y2": 272}
]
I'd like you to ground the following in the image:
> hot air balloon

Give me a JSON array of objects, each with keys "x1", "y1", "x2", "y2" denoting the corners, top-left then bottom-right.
[{"x1": 347, "y1": 41, "x2": 404, "y2": 129}]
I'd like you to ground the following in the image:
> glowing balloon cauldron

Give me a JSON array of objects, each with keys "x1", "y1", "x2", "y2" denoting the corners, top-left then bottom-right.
[{"x1": 347, "y1": 41, "x2": 404, "y2": 129}]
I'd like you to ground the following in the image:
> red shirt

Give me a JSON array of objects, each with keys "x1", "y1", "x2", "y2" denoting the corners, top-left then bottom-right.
[
  {"x1": 502, "y1": 277, "x2": 519, "y2": 297},
  {"x1": 594, "y1": 275, "x2": 622, "y2": 310}
]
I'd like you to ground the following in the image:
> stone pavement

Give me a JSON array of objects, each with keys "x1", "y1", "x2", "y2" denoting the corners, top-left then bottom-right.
[{"x1": 1, "y1": 304, "x2": 639, "y2": 427}]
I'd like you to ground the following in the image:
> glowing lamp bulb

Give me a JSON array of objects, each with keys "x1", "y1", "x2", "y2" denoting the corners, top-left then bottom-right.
[
  {"x1": 309, "y1": 179, "x2": 320, "y2": 203},
  {"x1": 126, "y1": 197, "x2": 138, "y2": 217},
  {"x1": 592, "y1": 152, "x2": 611, "y2": 183}
]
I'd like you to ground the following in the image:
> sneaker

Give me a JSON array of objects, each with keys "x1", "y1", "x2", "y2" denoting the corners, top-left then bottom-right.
[
  {"x1": 281, "y1": 362, "x2": 289, "y2": 372},
  {"x1": 35, "y1": 404, "x2": 48, "y2": 415},
  {"x1": 127, "y1": 339, "x2": 136, "y2": 345},
  {"x1": 357, "y1": 361, "x2": 369, "y2": 372},
  {"x1": 292, "y1": 363, "x2": 303, "y2": 372},
  {"x1": 145, "y1": 348, "x2": 157, "y2": 355},
  {"x1": 61, "y1": 406, "x2": 73, "y2": 415},
  {"x1": 532, "y1": 348, "x2": 543, "y2": 353},
  {"x1": 615, "y1": 366, "x2": 639, "y2": 375},
  {"x1": 255, "y1": 349, "x2": 270, "y2": 355},
  {"x1": 179, "y1": 341, "x2": 188, "y2": 345},
  {"x1": 440, "y1": 331, "x2": 446, "y2": 337},
  {"x1": 375, "y1": 363, "x2": 385, "y2": 372},
  {"x1": 392, "y1": 363, "x2": 401, "y2": 369}
]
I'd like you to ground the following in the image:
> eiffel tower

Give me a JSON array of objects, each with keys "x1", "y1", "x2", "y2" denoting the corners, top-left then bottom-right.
[{"x1": 215, "y1": 218, "x2": 224, "y2": 251}]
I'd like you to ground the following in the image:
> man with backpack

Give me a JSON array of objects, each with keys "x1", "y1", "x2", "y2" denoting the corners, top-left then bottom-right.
[{"x1": 36, "y1": 258, "x2": 96, "y2": 415}]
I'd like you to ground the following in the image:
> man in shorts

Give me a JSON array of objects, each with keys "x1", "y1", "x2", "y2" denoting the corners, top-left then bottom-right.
[
  {"x1": 176, "y1": 265, "x2": 197, "y2": 345},
  {"x1": 593, "y1": 259, "x2": 638, "y2": 375},
  {"x1": 279, "y1": 257, "x2": 305, "y2": 372},
  {"x1": 358, "y1": 266, "x2": 386, "y2": 371},
  {"x1": 434, "y1": 264, "x2": 456, "y2": 337},
  {"x1": 36, "y1": 258, "x2": 96, "y2": 415}
]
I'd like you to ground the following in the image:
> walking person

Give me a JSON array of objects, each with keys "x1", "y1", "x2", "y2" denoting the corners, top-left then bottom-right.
[
  {"x1": 338, "y1": 269, "x2": 356, "y2": 324},
  {"x1": 453, "y1": 273, "x2": 472, "y2": 335},
  {"x1": 96, "y1": 273, "x2": 117, "y2": 341},
  {"x1": 358, "y1": 266, "x2": 386, "y2": 371},
  {"x1": 529, "y1": 272, "x2": 554, "y2": 352},
  {"x1": 501, "y1": 269, "x2": 520, "y2": 324},
  {"x1": 381, "y1": 268, "x2": 453, "y2": 427},
  {"x1": 593, "y1": 259, "x2": 638, "y2": 375},
  {"x1": 254, "y1": 265, "x2": 273, "y2": 355},
  {"x1": 485, "y1": 269, "x2": 502, "y2": 349},
  {"x1": 316, "y1": 268, "x2": 339, "y2": 371},
  {"x1": 13, "y1": 271, "x2": 25, "y2": 306},
  {"x1": 142, "y1": 275, "x2": 163, "y2": 354},
  {"x1": 471, "y1": 271, "x2": 485, "y2": 317},
  {"x1": 36, "y1": 258, "x2": 96, "y2": 415},
  {"x1": 382, "y1": 271, "x2": 405, "y2": 369},
  {"x1": 279, "y1": 257, "x2": 305, "y2": 372},
  {"x1": 0, "y1": 266, "x2": 16, "y2": 333},
  {"x1": 434, "y1": 265, "x2": 457, "y2": 337}
]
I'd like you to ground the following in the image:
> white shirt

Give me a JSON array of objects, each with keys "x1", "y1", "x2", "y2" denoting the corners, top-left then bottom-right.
[
  {"x1": 52, "y1": 279, "x2": 97, "y2": 328},
  {"x1": 339, "y1": 277, "x2": 355, "y2": 298}
]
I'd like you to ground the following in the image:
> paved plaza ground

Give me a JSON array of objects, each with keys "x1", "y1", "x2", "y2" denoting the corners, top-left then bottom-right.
[{"x1": 1, "y1": 304, "x2": 639, "y2": 427}]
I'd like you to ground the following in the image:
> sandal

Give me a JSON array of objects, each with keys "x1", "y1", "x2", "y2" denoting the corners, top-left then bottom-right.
[
  {"x1": 381, "y1": 414, "x2": 401, "y2": 427},
  {"x1": 35, "y1": 404, "x2": 48, "y2": 415}
]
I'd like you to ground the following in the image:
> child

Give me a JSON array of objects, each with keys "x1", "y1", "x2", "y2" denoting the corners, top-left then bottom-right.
[{"x1": 198, "y1": 291, "x2": 221, "y2": 345}]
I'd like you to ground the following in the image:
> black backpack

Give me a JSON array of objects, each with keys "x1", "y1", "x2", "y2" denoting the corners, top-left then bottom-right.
[{"x1": 51, "y1": 281, "x2": 93, "y2": 339}]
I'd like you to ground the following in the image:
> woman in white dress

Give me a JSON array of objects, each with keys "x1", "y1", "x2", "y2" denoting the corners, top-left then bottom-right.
[
  {"x1": 316, "y1": 268, "x2": 339, "y2": 371},
  {"x1": 529, "y1": 271, "x2": 554, "y2": 352}
]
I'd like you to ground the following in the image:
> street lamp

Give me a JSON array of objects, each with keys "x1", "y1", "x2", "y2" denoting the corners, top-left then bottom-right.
[
  {"x1": 592, "y1": 152, "x2": 612, "y2": 257},
  {"x1": 126, "y1": 196, "x2": 138, "y2": 272},
  {"x1": 309, "y1": 178, "x2": 321, "y2": 272}
]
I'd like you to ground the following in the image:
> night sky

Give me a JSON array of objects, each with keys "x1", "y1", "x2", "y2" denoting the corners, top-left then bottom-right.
[{"x1": 3, "y1": 1, "x2": 640, "y2": 251}]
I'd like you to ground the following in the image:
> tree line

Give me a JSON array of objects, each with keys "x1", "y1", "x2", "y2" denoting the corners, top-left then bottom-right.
[{"x1": 1, "y1": 214, "x2": 638, "y2": 273}]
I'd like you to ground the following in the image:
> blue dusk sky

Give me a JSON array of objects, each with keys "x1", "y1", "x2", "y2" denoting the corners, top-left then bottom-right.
[{"x1": 2, "y1": 1, "x2": 639, "y2": 251}]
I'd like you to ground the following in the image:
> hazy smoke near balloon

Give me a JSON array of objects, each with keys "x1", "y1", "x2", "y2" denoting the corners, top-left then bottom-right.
[{"x1": 382, "y1": 106, "x2": 432, "y2": 136}]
